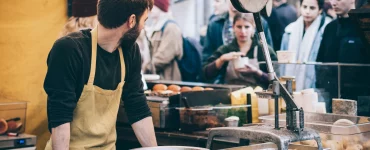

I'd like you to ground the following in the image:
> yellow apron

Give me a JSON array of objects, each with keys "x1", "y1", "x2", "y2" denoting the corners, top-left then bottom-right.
[{"x1": 45, "y1": 28, "x2": 126, "y2": 150}]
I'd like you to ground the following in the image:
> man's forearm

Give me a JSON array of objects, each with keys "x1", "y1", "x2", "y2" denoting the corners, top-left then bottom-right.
[
  {"x1": 132, "y1": 117, "x2": 157, "y2": 147},
  {"x1": 51, "y1": 123, "x2": 70, "y2": 150}
]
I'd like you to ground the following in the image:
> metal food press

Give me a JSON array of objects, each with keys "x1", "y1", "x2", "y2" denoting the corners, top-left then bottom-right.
[{"x1": 206, "y1": 0, "x2": 323, "y2": 149}]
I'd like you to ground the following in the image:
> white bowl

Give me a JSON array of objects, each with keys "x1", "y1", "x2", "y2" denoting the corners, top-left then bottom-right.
[
  {"x1": 233, "y1": 57, "x2": 249, "y2": 69},
  {"x1": 277, "y1": 51, "x2": 296, "y2": 63}
]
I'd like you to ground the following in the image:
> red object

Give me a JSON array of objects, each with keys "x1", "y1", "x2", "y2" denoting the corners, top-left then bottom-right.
[
  {"x1": 72, "y1": 0, "x2": 98, "y2": 17},
  {"x1": 0, "y1": 119, "x2": 7, "y2": 134},
  {"x1": 7, "y1": 132, "x2": 19, "y2": 137},
  {"x1": 154, "y1": 0, "x2": 170, "y2": 12}
]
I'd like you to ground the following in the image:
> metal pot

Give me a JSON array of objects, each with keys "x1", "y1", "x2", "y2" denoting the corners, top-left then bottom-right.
[{"x1": 131, "y1": 146, "x2": 208, "y2": 150}]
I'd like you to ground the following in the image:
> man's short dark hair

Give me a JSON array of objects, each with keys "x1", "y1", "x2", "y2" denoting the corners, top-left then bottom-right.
[{"x1": 98, "y1": 0, "x2": 154, "y2": 29}]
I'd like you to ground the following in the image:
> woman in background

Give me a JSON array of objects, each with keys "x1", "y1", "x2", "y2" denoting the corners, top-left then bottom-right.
[
  {"x1": 280, "y1": 0, "x2": 332, "y2": 91},
  {"x1": 203, "y1": 13, "x2": 277, "y2": 88},
  {"x1": 60, "y1": 0, "x2": 98, "y2": 37}
]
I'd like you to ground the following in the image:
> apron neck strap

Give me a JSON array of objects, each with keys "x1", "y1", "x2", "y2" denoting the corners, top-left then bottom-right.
[
  {"x1": 88, "y1": 28, "x2": 98, "y2": 85},
  {"x1": 253, "y1": 46, "x2": 258, "y2": 59},
  {"x1": 118, "y1": 47, "x2": 126, "y2": 83},
  {"x1": 88, "y1": 28, "x2": 126, "y2": 85}
]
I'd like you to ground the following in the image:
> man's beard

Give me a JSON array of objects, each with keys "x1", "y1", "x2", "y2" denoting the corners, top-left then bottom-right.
[{"x1": 119, "y1": 24, "x2": 141, "y2": 47}]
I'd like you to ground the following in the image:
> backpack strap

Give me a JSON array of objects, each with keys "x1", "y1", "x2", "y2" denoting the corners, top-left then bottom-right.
[
  {"x1": 161, "y1": 20, "x2": 177, "y2": 37},
  {"x1": 160, "y1": 20, "x2": 182, "y2": 62}
]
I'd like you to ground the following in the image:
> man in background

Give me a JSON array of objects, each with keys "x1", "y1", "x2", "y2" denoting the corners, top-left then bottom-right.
[
  {"x1": 266, "y1": 0, "x2": 298, "y2": 50},
  {"x1": 316, "y1": 0, "x2": 370, "y2": 114},
  {"x1": 144, "y1": 0, "x2": 183, "y2": 81}
]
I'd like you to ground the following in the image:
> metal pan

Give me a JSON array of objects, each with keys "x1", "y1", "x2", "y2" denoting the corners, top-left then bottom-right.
[{"x1": 131, "y1": 146, "x2": 208, "y2": 150}]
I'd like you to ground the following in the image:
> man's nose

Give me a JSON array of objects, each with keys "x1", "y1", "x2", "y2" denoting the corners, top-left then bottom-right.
[{"x1": 330, "y1": 0, "x2": 337, "y2": 6}]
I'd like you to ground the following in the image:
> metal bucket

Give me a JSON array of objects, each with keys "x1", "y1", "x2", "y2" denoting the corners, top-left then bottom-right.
[{"x1": 131, "y1": 146, "x2": 208, "y2": 150}]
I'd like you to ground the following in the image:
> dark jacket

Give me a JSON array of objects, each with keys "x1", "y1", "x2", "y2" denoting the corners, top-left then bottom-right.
[
  {"x1": 317, "y1": 18, "x2": 369, "y2": 63},
  {"x1": 316, "y1": 18, "x2": 370, "y2": 113},
  {"x1": 275, "y1": 3, "x2": 298, "y2": 30},
  {"x1": 266, "y1": 4, "x2": 298, "y2": 50},
  {"x1": 202, "y1": 38, "x2": 277, "y2": 87},
  {"x1": 202, "y1": 13, "x2": 274, "y2": 66}
]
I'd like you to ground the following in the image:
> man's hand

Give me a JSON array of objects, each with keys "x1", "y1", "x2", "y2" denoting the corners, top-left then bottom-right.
[
  {"x1": 51, "y1": 123, "x2": 70, "y2": 150},
  {"x1": 132, "y1": 117, "x2": 157, "y2": 147}
]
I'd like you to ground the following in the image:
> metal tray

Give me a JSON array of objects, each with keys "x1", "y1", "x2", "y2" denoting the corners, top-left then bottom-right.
[
  {"x1": 131, "y1": 146, "x2": 208, "y2": 150},
  {"x1": 223, "y1": 142, "x2": 329, "y2": 150},
  {"x1": 146, "y1": 80, "x2": 245, "y2": 92},
  {"x1": 259, "y1": 112, "x2": 370, "y2": 134}
]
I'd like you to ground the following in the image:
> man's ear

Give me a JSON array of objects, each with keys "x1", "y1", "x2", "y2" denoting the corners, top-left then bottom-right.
[{"x1": 128, "y1": 14, "x2": 136, "y2": 29}]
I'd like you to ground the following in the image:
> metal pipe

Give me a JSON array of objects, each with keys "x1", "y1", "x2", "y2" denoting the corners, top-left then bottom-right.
[
  {"x1": 253, "y1": 13, "x2": 275, "y2": 81},
  {"x1": 273, "y1": 81, "x2": 280, "y2": 129},
  {"x1": 247, "y1": 94, "x2": 252, "y2": 124}
]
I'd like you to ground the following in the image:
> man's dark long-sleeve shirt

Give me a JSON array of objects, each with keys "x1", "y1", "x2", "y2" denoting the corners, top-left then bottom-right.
[{"x1": 44, "y1": 29, "x2": 151, "y2": 132}]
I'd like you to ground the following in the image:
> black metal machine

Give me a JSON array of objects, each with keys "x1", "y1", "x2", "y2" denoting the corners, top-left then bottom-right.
[{"x1": 206, "y1": 0, "x2": 324, "y2": 149}]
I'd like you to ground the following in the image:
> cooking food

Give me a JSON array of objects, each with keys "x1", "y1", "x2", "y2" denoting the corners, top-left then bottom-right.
[
  {"x1": 346, "y1": 144, "x2": 363, "y2": 150},
  {"x1": 0, "y1": 119, "x2": 8, "y2": 134},
  {"x1": 322, "y1": 140, "x2": 344, "y2": 150},
  {"x1": 168, "y1": 85, "x2": 181, "y2": 92},
  {"x1": 320, "y1": 133, "x2": 328, "y2": 141},
  {"x1": 342, "y1": 136, "x2": 362, "y2": 149},
  {"x1": 300, "y1": 140, "x2": 317, "y2": 147},
  {"x1": 204, "y1": 88, "x2": 214, "y2": 91},
  {"x1": 159, "y1": 90, "x2": 175, "y2": 97},
  {"x1": 207, "y1": 116, "x2": 225, "y2": 128},
  {"x1": 7, "y1": 121, "x2": 22, "y2": 132},
  {"x1": 179, "y1": 107, "x2": 210, "y2": 133},
  {"x1": 362, "y1": 140, "x2": 370, "y2": 150},
  {"x1": 153, "y1": 84, "x2": 167, "y2": 92},
  {"x1": 180, "y1": 86, "x2": 192, "y2": 92},
  {"x1": 144, "y1": 90, "x2": 152, "y2": 95},
  {"x1": 192, "y1": 86, "x2": 204, "y2": 91}
]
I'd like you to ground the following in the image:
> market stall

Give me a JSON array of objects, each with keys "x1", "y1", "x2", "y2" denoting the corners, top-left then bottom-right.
[{"x1": 116, "y1": 0, "x2": 370, "y2": 149}]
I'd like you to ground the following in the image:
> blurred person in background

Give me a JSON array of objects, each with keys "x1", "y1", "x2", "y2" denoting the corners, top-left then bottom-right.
[
  {"x1": 317, "y1": 0, "x2": 368, "y2": 63},
  {"x1": 280, "y1": 0, "x2": 332, "y2": 91},
  {"x1": 203, "y1": 13, "x2": 277, "y2": 88},
  {"x1": 60, "y1": 0, "x2": 98, "y2": 37},
  {"x1": 210, "y1": 0, "x2": 229, "y2": 22},
  {"x1": 137, "y1": 30, "x2": 151, "y2": 72},
  {"x1": 324, "y1": 1, "x2": 337, "y2": 19},
  {"x1": 316, "y1": 0, "x2": 370, "y2": 113},
  {"x1": 202, "y1": 1, "x2": 273, "y2": 75},
  {"x1": 273, "y1": 0, "x2": 298, "y2": 36},
  {"x1": 356, "y1": 0, "x2": 368, "y2": 8},
  {"x1": 144, "y1": 0, "x2": 183, "y2": 81},
  {"x1": 265, "y1": 0, "x2": 298, "y2": 51},
  {"x1": 200, "y1": 0, "x2": 229, "y2": 46}
]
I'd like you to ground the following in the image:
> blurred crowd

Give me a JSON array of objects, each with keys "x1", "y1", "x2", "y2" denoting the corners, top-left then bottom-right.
[{"x1": 62, "y1": 0, "x2": 369, "y2": 89}]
